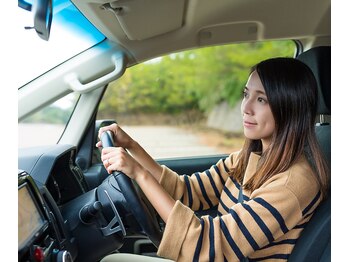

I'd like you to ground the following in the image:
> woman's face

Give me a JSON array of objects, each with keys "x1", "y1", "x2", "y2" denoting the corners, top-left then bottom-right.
[{"x1": 241, "y1": 71, "x2": 275, "y2": 150}]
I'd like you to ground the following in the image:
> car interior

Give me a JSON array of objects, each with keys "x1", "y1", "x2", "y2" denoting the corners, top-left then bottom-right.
[{"x1": 17, "y1": 0, "x2": 331, "y2": 261}]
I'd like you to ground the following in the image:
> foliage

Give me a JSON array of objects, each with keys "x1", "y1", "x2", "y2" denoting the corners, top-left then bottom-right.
[
  {"x1": 22, "y1": 106, "x2": 71, "y2": 124},
  {"x1": 99, "y1": 40, "x2": 295, "y2": 119},
  {"x1": 21, "y1": 93, "x2": 79, "y2": 124}
]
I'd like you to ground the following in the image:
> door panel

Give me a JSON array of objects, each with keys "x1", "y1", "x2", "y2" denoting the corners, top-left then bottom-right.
[{"x1": 158, "y1": 155, "x2": 228, "y2": 176}]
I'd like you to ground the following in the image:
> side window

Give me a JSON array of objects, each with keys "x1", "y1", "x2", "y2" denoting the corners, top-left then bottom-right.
[
  {"x1": 18, "y1": 93, "x2": 80, "y2": 148},
  {"x1": 97, "y1": 40, "x2": 295, "y2": 159}
]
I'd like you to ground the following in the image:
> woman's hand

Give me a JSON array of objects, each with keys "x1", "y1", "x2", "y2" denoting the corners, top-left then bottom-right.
[
  {"x1": 96, "y1": 123, "x2": 163, "y2": 182},
  {"x1": 96, "y1": 123, "x2": 135, "y2": 150},
  {"x1": 101, "y1": 146, "x2": 144, "y2": 179}
]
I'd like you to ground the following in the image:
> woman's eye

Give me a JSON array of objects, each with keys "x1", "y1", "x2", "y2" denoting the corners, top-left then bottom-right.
[
  {"x1": 243, "y1": 91, "x2": 248, "y2": 98},
  {"x1": 258, "y1": 97, "x2": 267, "y2": 104}
]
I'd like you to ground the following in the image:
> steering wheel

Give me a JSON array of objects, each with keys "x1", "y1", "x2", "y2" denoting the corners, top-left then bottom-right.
[{"x1": 100, "y1": 131, "x2": 162, "y2": 247}]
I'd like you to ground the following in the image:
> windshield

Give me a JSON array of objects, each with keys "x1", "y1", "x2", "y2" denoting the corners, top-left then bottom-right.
[
  {"x1": 17, "y1": 0, "x2": 106, "y2": 148},
  {"x1": 16, "y1": 0, "x2": 105, "y2": 88}
]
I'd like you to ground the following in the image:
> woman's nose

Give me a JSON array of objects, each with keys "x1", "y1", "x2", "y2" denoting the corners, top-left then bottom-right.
[{"x1": 241, "y1": 99, "x2": 253, "y2": 115}]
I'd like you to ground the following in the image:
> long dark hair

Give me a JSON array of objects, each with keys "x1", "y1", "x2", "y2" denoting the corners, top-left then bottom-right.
[{"x1": 230, "y1": 57, "x2": 329, "y2": 198}]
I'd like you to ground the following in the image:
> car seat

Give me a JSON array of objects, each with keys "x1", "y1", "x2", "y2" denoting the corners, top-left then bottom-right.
[{"x1": 288, "y1": 46, "x2": 331, "y2": 261}]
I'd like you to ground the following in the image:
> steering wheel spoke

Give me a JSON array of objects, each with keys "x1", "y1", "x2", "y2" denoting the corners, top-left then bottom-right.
[{"x1": 100, "y1": 189, "x2": 126, "y2": 237}]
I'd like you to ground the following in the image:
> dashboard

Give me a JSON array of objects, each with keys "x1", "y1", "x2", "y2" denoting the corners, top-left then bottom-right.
[
  {"x1": 18, "y1": 171, "x2": 74, "y2": 261},
  {"x1": 19, "y1": 145, "x2": 88, "y2": 206},
  {"x1": 18, "y1": 145, "x2": 87, "y2": 261},
  {"x1": 18, "y1": 144, "x2": 127, "y2": 262}
]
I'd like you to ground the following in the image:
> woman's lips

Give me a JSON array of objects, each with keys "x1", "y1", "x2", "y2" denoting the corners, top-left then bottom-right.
[{"x1": 243, "y1": 120, "x2": 257, "y2": 128}]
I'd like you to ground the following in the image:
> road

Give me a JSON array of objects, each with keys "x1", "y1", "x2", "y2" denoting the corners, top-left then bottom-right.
[
  {"x1": 18, "y1": 124, "x2": 221, "y2": 159},
  {"x1": 123, "y1": 126, "x2": 221, "y2": 159}
]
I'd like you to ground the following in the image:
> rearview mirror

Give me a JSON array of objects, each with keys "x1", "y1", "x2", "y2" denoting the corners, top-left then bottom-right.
[{"x1": 18, "y1": 0, "x2": 53, "y2": 41}]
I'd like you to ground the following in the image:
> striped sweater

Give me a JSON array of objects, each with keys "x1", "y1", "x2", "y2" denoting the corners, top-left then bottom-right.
[{"x1": 156, "y1": 152, "x2": 322, "y2": 261}]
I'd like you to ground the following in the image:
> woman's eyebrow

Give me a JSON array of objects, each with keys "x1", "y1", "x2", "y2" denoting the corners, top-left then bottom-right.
[
  {"x1": 244, "y1": 87, "x2": 266, "y2": 95},
  {"x1": 255, "y1": 90, "x2": 266, "y2": 95}
]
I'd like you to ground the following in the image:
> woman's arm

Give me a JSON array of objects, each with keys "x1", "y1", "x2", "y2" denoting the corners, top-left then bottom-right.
[
  {"x1": 127, "y1": 140, "x2": 163, "y2": 182},
  {"x1": 98, "y1": 124, "x2": 237, "y2": 212},
  {"x1": 135, "y1": 168, "x2": 175, "y2": 222}
]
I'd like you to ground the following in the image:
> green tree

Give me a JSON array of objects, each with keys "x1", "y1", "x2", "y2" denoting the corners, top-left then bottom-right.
[{"x1": 99, "y1": 40, "x2": 295, "y2": 119}]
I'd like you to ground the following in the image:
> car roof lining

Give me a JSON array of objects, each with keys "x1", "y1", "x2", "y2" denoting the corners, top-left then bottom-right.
[{"x1": 72, "y1": 0, "x2": 330, "y2": 64}]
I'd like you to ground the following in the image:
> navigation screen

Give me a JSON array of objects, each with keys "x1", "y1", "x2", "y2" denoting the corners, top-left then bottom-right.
[{"x1": 18, "y1": 183, "x2": 45, "y2": 250}]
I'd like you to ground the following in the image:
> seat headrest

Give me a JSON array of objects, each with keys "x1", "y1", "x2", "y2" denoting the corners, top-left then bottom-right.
[{"x1": 296, "y1": 46, "x2": 331, "y2": 115}]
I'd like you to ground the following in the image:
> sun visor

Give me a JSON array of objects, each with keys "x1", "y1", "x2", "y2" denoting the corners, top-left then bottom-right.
[{"x1": 101, "y1": 0, "x2": 185, "y2": 40}]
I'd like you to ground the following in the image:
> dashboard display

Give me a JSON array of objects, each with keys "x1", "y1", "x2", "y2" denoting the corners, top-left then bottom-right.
[{"x1": 18, "y1": 183, "x2": 46, "y2": 250}]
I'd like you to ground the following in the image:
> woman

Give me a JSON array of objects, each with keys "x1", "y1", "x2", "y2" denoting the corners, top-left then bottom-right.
[{"x1": 97, "y1": 57, "x2": 329, "y2": 261}]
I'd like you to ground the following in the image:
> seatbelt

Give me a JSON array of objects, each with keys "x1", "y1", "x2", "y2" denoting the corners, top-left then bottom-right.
[{"x1": 238, "y1": 185, "x2": 249, "y2": 262}]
